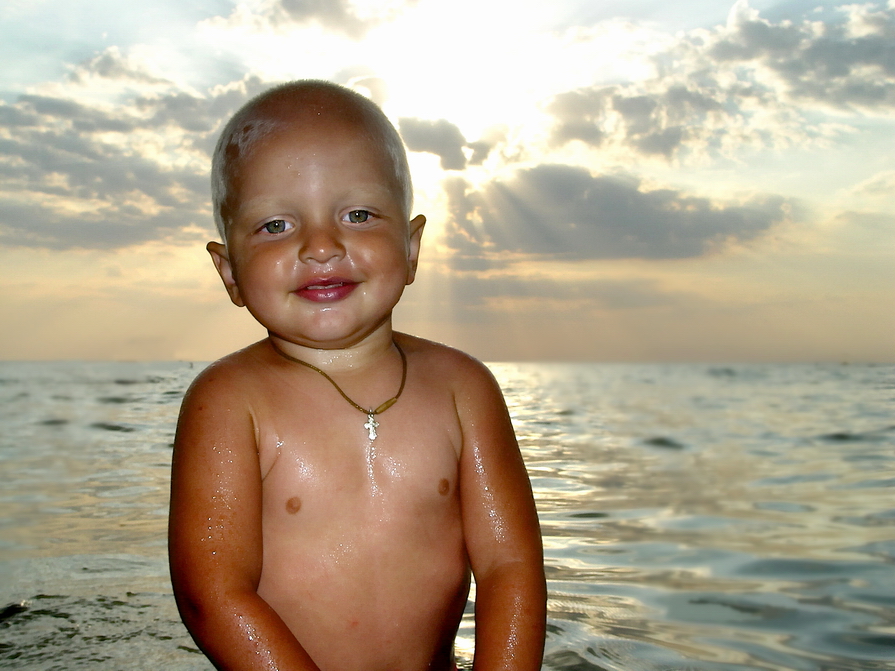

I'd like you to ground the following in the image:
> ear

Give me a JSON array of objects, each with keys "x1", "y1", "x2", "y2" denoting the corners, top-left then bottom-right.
[
  {"x1": 207, "y1": 241, "x2": 245, "y2": 307},
  {"x1": 405, "y1": 214, "x2": 425, "y2": 285}
]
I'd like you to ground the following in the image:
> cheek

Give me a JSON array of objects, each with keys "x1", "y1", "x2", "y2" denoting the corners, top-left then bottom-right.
[
  {"x1": 355, "y1": 235, "x2": 410, "y2": 272},
  {"x1": 236, "y1": 251, "x2": 294, "y2": 293}
]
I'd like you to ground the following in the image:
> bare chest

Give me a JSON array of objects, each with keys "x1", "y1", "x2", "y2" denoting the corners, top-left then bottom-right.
[{"x1": 253, "y1": 390, "x2": 462, "y2": 529}]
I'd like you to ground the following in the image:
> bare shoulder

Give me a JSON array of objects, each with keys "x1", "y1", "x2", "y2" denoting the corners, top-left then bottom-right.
[
  {"x1": 394, "y1": 333, "x2": 507, "y2": 423},
  {"x1": 180, "y1": 340, "x2": 272, "y2": 409},
  {"x1": 395, "y1": 333, "x2": 499, "y2": 390}
]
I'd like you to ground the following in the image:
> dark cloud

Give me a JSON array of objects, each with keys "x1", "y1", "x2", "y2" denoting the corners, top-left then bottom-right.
[
  {"x1": 633, "y1": 126, "x2": 685, "y2": 157},
  {"x1": 0, "y1": 199, "x2": 204, "y2": 251},
  {"x1": 712, "y1": 5, "x2": 895, "y2": 107},
  {"x1": 0, "y1": 78, "x2": 269, "y2": 249},
  {"x1": 547, "y1": 88, "x2": 612, "y2": 147},
  {"x1": 548, "y1": 3, "x2": 895, "y2": 158},
  {"x1": 398, "y1": 117, "x2": 500, "y2": 170},
  {"x1": 443, "y1": 165, "x2": 789, "y2": 265},
  {"x1": 466, "y1": 140, "x2": 492, "y2": 166},
  {"x1": 18, "y1": 95, "x2": 140, "y2": 134},
  {"x1": 548, "y1": 84, "x2": 722, "y2": 158},
  {"x1": 399, "y1": 118, "x2": 469, "y2": 170}
]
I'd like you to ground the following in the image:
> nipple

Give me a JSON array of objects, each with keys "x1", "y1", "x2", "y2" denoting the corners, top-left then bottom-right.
[
  {"x1": 438, "y1": 478, "x2": 450, "y2": 496},
  {"x1": 285, "y1": 496, "x2": 302, "y2": 514}
]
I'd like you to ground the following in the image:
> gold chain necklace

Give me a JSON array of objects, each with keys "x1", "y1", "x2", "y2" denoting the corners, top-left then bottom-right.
[{"x1": 270, "y1": 340, "x2": 407, "y2": 441}]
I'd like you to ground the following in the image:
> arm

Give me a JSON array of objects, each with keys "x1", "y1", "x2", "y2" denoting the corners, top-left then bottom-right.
[
  {"x1": 168, "y1": 364, "x2": 319, "y2": 671},
  {"x1": 457, "y1": 360, "x2": 547, "y2": 671}
]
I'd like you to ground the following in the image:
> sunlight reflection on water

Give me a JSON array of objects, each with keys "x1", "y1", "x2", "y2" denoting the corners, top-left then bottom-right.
[{"x1": 490, "y1": 362, "x2": 895, "y2": 671}]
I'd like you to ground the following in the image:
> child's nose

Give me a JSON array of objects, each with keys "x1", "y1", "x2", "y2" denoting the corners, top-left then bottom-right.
[{"x1": 299, "y1": 221, "x2": 345, "y2": 264}]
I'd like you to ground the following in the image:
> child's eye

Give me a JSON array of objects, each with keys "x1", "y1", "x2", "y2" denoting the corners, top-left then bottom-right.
[
  {"x1": 344, "y1": 210, "x2": 372, "y2": 224},
  {"x1": 262, "y1": 219, "x2": 291, "y2": 234}
]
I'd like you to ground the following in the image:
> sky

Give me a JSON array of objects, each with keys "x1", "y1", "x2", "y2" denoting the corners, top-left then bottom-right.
[{"x1": 1, "y1": 0, "x2": 893, "y2": 363}]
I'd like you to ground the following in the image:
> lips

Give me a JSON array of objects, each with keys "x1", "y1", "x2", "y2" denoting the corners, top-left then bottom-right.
[{"x1": 295, "y1": 277, "x2": 358, "y2": 302}]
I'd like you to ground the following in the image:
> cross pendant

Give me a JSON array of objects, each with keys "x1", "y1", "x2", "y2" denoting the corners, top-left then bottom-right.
[{"x1": 364, "y1": 413, "x2": 379, "y2": 441}]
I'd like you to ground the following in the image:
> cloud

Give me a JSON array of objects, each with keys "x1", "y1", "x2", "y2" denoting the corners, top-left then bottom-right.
[
  {"x1": 713, "y1": 1, "x2": 895, "y2": 107},
  {"x1": 342, "y1": 75, "x2": 390, "y2": 106},
  {"x1": 0, "y1": 74, "x2": 270, "y2": 249},
  {"x1": 548, "y1": 86, "x2": 721, "y2": 158},
  {"x1": 398, "y1": 117, "x2": 500, "y2": 170},
  {"x1": 274, "y1": 0, "x2": 373, "y2": 33},
  {"x1": 67, "y1": 46, "x2": 170, "y2": 86},
  {"x1": 547, "y1": 1, "x2": 895, "y2": 160},
  {"x1": 399, "y1": 117, "x2": 469, "y2": 170},
  {"x1": 849, "y1": 169, "x2": 895, "y2": 198},
  {"x1": 214, "y1": 0, "x2": 418, "y2": 38},
  {"x1": 440, "y1": 271, "x2": 679, "y2": 313},
  {"x1": 443, "y1": 165, "x2": 790, "y2": 265}
]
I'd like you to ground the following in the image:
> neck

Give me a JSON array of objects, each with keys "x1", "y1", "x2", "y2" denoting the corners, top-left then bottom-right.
[{"x1": 267, "y1": 328, "x2": 398, "y2": 374}]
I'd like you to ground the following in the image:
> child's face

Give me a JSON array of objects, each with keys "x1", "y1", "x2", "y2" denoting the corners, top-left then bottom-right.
[{"x1": 208, "y1": 111, "x2": 424, "y2": 350}]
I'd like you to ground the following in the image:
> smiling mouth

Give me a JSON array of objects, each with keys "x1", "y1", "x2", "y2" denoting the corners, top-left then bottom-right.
[
  {"x1": 302, "y1": 277, "x2": 353, "y2": 290},
  {"x1": 296, "y1": 278, "x2": 357, "y2": 302}
]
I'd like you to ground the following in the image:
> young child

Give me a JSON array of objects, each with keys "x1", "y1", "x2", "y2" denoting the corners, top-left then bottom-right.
[{"x1": 168, "y1": 80, "x2": 546, "y2": 671}]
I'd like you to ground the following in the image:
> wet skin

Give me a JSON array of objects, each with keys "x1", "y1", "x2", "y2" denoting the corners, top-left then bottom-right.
[{"x1": 169, "y1": 92, "x2": 546, "y2": 671}]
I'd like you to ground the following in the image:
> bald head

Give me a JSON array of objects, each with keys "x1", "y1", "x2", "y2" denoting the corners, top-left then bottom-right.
[{"x1": 211, "y1": 80, "x2": 412, "y2": 239}]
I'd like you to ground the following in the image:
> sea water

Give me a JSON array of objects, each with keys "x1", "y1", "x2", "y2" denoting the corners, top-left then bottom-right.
[{"x1": 1, "y1": 361, "x2": 893, "y2": 670}]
